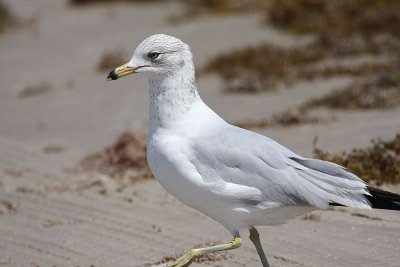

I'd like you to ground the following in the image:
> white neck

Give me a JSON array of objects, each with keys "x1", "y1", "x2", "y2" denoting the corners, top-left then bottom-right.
[{"x1": 148, "y1": 67, "x2": 201, "y2": 135}]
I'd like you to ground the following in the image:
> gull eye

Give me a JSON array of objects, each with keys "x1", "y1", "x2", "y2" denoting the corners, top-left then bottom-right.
[{"x1": 148, "y1": 52, "x2": 160, "y2": 60}]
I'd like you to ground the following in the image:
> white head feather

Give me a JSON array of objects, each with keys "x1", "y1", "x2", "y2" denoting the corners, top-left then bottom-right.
[
  {"x1": 128, "y1": 34, "x2": 194, "y2": 77},
  {"x1": 125, "y1": 35, "x2": 201, "y2": 133}
]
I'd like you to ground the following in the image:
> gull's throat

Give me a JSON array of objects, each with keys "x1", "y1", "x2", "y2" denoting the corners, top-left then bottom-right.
[{"x1": 148, "y1": 68, "x2": 200, "y2": 133}]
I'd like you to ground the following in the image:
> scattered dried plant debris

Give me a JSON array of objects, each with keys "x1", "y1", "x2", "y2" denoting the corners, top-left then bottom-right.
[
  {"x1": 235, "y1": 108, "x2": 321, "y2": 129},
  {"x1": 183, "y1": 0, "x2": 266, "y2": 14},
  {"x1": 328, "y1": 206, "x2": 347, "y2": 213},
  {"x1": 203, "y1": 36, "x2": 397, "y2": 93},
  {"x1": 44, "y1": 180, "x2": 104, "y2": 193},
  {"x1": 270, "y1": 109, "x2": 321, "y2": 126},
  {"x1": 151, "y1": 224, "x2": 162, "y2": 233},
  {"x1": 16, "y1": 187, "x2": 38, "y2": 194},
  {"x1": 17, "y1": 83, "x2": 52, "y2": 99},
  {"x1": 43, "y1": 219, "x2": 63, "y2": 228},
  {"x1": 299, "y1": 60, "x2": 395, "y2": 81},
  {"x1": 143, "y1": 241, "x2": 232, "y2": 266},
  {"x1": 268, "y1": 0, "x2": 400, "y2": 37},
  {"x1": 351, "y1": 213, "x2": 382, "y2": 221},
  {"x1": 203, "y1": 0, "x2": 400, "y2": 94},
  {"x1": 0, "y1": 199, "x2": 18, "y2": 214},
  {"x1": 272, "y1": 255, "x2": 303, "y2": 265},
  {"x1": 175, "y1": 0, "x2": 400, "y2": 37},
  {"x1": 235, "y1": 119, "x2": 272, "y2": 129},
  {"x1": 303, "y1": 71, "x2": 400, "y2": 110},
  {"x1": 203, "y1": 43, "x2": 308, "y2": 93},
  {"x1": 314, "y1": 134, "x2": 400, "y2": 185},
  {"x1": 70, "y1": 0, "x2": 160, "y2": 5},
  {"x1": 302, "y1": 213, "x2": 321, "y2": 222},
  {"x1": 97, "y1": 49, "x2": 128, "y2": 72},
  {"x1": 79, "y1": 132, "x2": 152, "y2": 181},
  {"x1": 170, "y1": 0, "x2": 268, "y2": 22}
]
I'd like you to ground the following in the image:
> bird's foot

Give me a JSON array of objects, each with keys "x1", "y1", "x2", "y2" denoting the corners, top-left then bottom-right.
[
  {"x1": 168, "y1": 237, "x2": 241, "y2": 267},
  {"x1": 168, "y1": 248, "x2": 201, "y2": 267}
]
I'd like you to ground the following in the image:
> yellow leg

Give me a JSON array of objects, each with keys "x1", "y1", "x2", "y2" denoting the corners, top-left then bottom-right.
[{"x1": 169, "y1": 237, "x2": 241, "y2": 267}]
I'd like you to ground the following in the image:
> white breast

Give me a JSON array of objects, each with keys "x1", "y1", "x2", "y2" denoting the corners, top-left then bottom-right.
[
  {"x1": 147, "y1": 130, "x2": 203, "y2": 203},
  {"x1": 146, "y1": 130, "x2": 261, "y2": 232}
]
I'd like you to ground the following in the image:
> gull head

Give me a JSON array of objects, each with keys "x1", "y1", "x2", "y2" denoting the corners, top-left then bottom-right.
[{"x1": 107, "y1": 34, "x2": 193, "y2": 81}]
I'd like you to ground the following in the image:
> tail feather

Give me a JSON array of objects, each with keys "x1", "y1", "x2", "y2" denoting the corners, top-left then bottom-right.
[
  {"x1": 288, "y1": 157, "x2": 371, "y2": 209},
  {"x1": 288, "y1": 157, "x2": 400, "y2": 211},
  {"x1": 366, "y1": 186, "x2": 400, "y2": 210}
]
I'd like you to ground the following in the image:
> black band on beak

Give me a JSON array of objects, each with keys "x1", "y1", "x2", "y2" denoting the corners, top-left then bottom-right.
[{"x1": 107, "y1": 69, "x2": 118, "y2": 80}]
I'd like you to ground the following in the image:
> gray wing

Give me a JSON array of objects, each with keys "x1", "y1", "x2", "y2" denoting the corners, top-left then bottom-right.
[{"x1": 190, "y1": 125, "x2": 371, "y2": 209}]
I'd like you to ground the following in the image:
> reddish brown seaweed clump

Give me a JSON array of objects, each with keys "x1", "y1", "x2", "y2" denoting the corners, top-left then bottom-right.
[
  {"x1": 80, "y1": 132, "x2": 152, "y2": 180},
  {"x1": 314, "y1": 134, "x2": 400, "y2": 185}
]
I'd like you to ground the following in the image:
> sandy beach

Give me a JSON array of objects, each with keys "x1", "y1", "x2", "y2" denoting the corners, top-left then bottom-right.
[{"x1": 0, "y1": 1, "x2": 399, "y2": 266}]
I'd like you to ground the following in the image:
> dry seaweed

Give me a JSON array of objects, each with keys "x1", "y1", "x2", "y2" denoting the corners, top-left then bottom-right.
[
  {"x1": 302, "y1": 213, "x2": 321, "y2": 222},
  {"x1": 203, "y1": 36, "x2": 396, "y2": 93},
  {"x1": 299, "y1": 60, "x2": 395, "y2": 81},
  {"x1": 235, "y1": 109, "x2": 321, "y2": 129},
  {"x1": 351, "y1": 213, "x2": 382, "y2": 220},
  {"x1": 79, "y1": 132, "x2": 152, "y2": 181},
  {"x1": 303, "y1": 71, "x2": 400, "y2": 110},
  {"x1": 272, "y1": 255, "x2": 302, "y2": 265},
  {"x1": 268, "y1": 0, "x2": 400, "y2": 37},
  {"x1": 203, "y1": 0, "x2": 400, "y2": 93},
  {"x1": 314, "y1": 134, "x2": 400, "y2": 185},
  {"x1": 69, "y1": 0, "x2": 266, "y2": 17},
  {"x1": 183, "y1": 0, "x2": 266, "y2": 14},
  {"x1": 70, "y1": 0, "x2": 160, "y2": 5},
  {"x1": 0, "y1": 199, "x2": 18, "y2": 214},
  {"x1": 170, "y1": 0, "x2": 267, "y2": 22}
]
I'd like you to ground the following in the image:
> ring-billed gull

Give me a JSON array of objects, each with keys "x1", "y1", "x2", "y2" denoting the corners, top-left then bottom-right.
[{"x1": 107, "y1": 34, "x2": 400, "y2": 267}]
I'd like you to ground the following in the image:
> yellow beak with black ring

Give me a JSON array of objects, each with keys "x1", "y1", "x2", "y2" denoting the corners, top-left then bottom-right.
[{"x1": 106, "y1": 63, "x2": 146, "y2": 81}]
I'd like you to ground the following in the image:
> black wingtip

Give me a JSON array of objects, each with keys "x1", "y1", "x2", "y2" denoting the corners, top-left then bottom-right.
[
  {"x1": 329, "y1": 186, "x2": 400, "y2": 210},
  {"x1": 366, "y1": 186, "x2": 400, "y2": 210},
  {"x1": 107, "y1": 69, "x2": 118, "y2": 80}
]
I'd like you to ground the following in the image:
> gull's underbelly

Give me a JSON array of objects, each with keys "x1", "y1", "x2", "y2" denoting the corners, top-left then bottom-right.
[{"x1": 147, "y1": 140, "x2": 254, "y2": 230}]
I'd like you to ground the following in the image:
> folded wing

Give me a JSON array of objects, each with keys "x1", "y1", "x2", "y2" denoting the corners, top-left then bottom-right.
[{"x1": 190, "y1": 125, "x2": 371, "y2": 210}]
